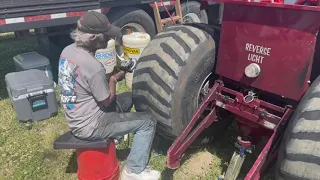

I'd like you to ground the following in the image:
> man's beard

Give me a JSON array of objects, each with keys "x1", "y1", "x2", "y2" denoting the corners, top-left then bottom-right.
[
  {"x1": 79, "y1": 35, "x2": 111, "y2": 53},
  {"x1": 95, "y1": 35, "x2": 110, "y2": 50}
]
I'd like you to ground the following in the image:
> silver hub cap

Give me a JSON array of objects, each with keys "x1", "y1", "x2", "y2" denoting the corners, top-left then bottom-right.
[
  {"x1": 197, "y1": 72, "x2": 212, "y2": 106},
  {"x1": 120, "y1": 23, "x2": 146, "y2": 35},
  {"x1": 183, "y1": 13, "x2": 201, "y2": 23}
]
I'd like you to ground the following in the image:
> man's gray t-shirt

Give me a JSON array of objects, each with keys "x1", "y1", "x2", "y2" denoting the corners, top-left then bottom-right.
[{"x1": 58, "y1": 43, "x2": 110, "y2": 138}]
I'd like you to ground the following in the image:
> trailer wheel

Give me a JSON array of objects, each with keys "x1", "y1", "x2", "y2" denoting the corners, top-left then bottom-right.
[
  {"x1": 275, "y1": 76, "x2": 320, "y2": 180},
  {"x1": 132, "y1": 24, "x2": 231, "y2": 140},
  {"x1": 173, "y1": 1, "x2": 208, "y2": 24},
  {"x1": 107, "y1": 7, "x2": 156, "y2": 37}
]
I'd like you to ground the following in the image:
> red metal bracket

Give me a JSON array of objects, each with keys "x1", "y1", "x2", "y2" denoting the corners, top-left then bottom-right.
[
  {"x1": 238, "y1": 136, "x2": 252, "y2": 147},
  {"x1": 244, "y1": 107, "x2": 293, "y2": 179},
  {"x1": 167, "y1": 81, "x2": 294, "y2": 179},
  {"x1": 167, "y1": 82, "x2": 220, "y2": 169}
]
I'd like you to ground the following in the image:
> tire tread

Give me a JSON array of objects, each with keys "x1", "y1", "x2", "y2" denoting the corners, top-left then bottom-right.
[
  {"x1": 132, "y1": 24, "x2": 212, "y2": 135},
  {"x1": 277, "y1": 80, "x2": 320, "y2": 180}
]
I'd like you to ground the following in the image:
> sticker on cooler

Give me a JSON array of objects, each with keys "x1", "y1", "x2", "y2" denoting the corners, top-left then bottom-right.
[{"x1": 95, "y1": 52, "x2": 116, "y2": 66}]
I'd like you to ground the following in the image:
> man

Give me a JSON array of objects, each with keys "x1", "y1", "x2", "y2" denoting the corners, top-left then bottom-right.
[{"x1": 58, "y1": 11, "x2": 160, "y2": 180}]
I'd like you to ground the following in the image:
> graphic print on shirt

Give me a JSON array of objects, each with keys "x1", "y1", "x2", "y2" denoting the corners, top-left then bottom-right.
[{"x1": 58, "y1": 57, "x2": 80, "y2": 110}]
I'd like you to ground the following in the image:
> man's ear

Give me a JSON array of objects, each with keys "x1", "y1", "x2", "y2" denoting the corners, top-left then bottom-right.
[{"x1": 89, "y1": 34, "x2": 97, "y2": 41}]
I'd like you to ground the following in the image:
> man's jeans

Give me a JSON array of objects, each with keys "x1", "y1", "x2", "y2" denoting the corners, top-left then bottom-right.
[{"x1": 89, "y1": 92, "x2": 157, "y2": 174}]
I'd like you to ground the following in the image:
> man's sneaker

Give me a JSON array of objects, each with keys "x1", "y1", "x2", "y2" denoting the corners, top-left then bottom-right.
[{"x1": 120, "y1": 166, "x2": 161, "y2": 180}]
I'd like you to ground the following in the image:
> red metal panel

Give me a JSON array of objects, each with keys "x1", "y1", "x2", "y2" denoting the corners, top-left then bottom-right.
[
  {"x1": 215, "y1": 2, "x2": 320, "y2": 101},
  {"x1": 24, "y1": 15, "x2": 51, "y2": 22},
  {"x1": 66, "y1": 11, "x2": 88, "y2": 17},
  {"x1": 0, "y1": 19, "x2": 6, "y2": 25}
]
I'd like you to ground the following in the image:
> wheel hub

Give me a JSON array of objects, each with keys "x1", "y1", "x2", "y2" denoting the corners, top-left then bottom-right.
[
  {"x1": 197, "y1": 72, "x2": 212, "y2": 106},
  {"x1": 183, "y1": 13, "x2": 201, "y2": 23},
  {"x1": 120, "y1": 23, "x2": 146, "y2": 35}
]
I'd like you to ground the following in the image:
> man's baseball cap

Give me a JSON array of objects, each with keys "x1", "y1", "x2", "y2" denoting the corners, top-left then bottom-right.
[{"x1": 77, "y1": 11, "x2": 122, "y2": 37}]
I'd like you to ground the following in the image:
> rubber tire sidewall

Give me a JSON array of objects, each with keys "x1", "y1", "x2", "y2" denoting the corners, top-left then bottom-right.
[
  {"x1": 275, "y1": 75, "x2": 320, "y2": 180},
  {"x1": 171, "y1": 38, "x2": 216, "y2": 136},
  {"x1": 174, "y1": 1, "x2": 208, "y2": 24},
  {"x1": 107, "y1": 7, "x2": 156, "y2": 38}
]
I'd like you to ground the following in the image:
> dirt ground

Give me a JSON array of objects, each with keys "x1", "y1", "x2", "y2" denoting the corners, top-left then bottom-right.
[{"x1": 174, "y1": 151, "x2": 216, "y2": 180}]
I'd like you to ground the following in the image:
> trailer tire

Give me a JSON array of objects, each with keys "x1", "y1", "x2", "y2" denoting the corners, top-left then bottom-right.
[
  {"x1": 132, "y1": 24, "x2": 229, "y2": 139},
  {"x1": 173, "y1": 1, "x2": 208, "y2": 24},
  {"x1": 275, "y1": 76, "x2": 320, "y2": 180},
  {"x1": 107, "y1": 7, "x2": 156, "y2": 37}
]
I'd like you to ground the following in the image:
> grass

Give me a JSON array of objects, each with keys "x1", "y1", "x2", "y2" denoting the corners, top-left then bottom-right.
[{"x1": 0, "y1": 35, "x2": 275, "y2": 180}]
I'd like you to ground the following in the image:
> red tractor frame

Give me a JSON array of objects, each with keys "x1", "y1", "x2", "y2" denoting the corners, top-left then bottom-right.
[{"x1": 165, "y1": 0, "x2": 320, "y2": 179}]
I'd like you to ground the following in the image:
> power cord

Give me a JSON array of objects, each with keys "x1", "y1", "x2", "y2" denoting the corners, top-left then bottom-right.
[{"x1": 160, "y1": 0, "x2": 176, "y2": 24}]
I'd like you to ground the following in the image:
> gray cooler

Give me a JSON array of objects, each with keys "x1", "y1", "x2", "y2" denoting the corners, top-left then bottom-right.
[
  {"x1": 5, "y1": 69, "x2": 58, "y2": 122},
  {"x1": 13, "y1": 52, "x2": 53, "y2": 81}
]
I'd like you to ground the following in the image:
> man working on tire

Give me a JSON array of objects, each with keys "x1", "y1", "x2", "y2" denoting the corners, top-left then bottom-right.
[{"x1": 58, "y1": 11, "x2": 160, "y2": 180}]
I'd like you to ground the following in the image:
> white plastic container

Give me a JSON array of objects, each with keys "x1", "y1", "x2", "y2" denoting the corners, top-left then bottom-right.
[
  {"x1": 95, "y1": 39, "x2": 117, "y2": 75},
  {"x1": 122, "y1": 32, "x2": 151, "y2": 89}
]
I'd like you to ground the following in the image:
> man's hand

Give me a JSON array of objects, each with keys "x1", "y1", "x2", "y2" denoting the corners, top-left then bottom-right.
[{"x1": 112, "y1": 71, "x2": 125, "y2": 82}]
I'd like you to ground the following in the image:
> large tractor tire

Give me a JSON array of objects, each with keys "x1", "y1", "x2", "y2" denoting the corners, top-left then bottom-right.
[
  {"x1": 173, "y1": 1, "x2": 208, "y2": 24},
  {"x1": 275, "y1": 76, "x2": 320, "y2": 180},
  {"x1": 108, "y1": 7, "x2": 156, "y2": 38},
  {"x1": 132, "y1": 24, "x2": 230, "y2": 140}
]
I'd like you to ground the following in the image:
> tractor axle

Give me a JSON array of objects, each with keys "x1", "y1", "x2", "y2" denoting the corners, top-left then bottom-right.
[{"x1": 166, "y1": 80, "x2": 293, "y2": 179}]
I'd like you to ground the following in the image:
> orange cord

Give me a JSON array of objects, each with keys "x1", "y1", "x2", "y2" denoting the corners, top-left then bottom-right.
[{"x1": 160, "y1": 0, "x2": 176, "y2": 24}]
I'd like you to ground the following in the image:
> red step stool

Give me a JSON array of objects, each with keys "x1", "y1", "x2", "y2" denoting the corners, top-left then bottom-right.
[{"x1": 53, "y1": 131, "x2": 120, "y2": 180}]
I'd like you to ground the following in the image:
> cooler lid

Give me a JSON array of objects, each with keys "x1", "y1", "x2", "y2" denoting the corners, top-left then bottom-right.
[
  {"x1": 13, "y1": 52, "x2": 50, "y2": 69},
  {"x1": 5, "y1": 69, "x2": 54, "y2": 97}
]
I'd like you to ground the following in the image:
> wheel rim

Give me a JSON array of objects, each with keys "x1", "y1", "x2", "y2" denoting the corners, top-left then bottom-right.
[
  {"x1": 183, "y1": 13, "x2": 201, "y2": 23},
  {"x1": 196, "y1": 72, "x2": 213, "y2": 107},
  {"x1": 120, "y1": 23, "x2": 146, "y2": 35},
  {"x1": 194, "y1": 72, "x2": 214, "y2": 144}
]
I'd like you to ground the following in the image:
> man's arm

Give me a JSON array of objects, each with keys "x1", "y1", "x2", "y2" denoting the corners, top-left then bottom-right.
[
  {"x1": 88, "y1": 69, "x2": 113, "y2": 108},
  {"x1": 100, "y1": 76, "x2": 117, "y2": 107},
  {"x1": 88, "y1": 70, "x2": 125, "y2": 108},
  {"x1": 101, "y1": 71, "x2": 125, "y2": 107}
]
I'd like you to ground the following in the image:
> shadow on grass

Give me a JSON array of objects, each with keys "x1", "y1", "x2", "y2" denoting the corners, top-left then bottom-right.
[
  {"x1": 161, "y1": 168, "x2": 176, "y2": 180},
  {"x1": 65, "y1": 151, "x2": 78, "y2": 174},
  {"x1": 116, "y1": 148, "x2": 131, "y2": 162}
]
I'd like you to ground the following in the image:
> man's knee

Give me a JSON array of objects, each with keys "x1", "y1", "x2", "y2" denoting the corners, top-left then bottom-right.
[
  {"x1": 116, "y1": 92, "x2": 133, "y2": 113},
  {"x1": 140, "y1": 114, "x2": 157, "y2": 131}
]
